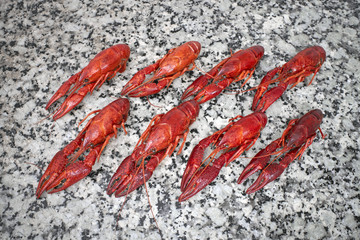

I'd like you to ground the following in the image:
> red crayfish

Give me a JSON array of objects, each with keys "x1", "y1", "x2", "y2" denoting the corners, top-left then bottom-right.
[
  {"x1": 179, "y1": 112, "x2": 267, "y2": 202},
  {"x1": 107, "y1": 100, "x2": 200, "y2": 197},
  {"x1": 120, "y1": 41, "x2": 201, "y2": 97},
  {"x1": 252, "y1": 46, "x2": 326, "y2": 112},
  {"x1": 36, "y1": 98, "x2": 130, "y2": 198},
  {"x1": 238, "y1": 109, "x2": 325, "y2": 194},
  {"x1": 181, "y1": 45, "x2": 264, "y2": 104},
  {"x1": 46, "y1": 44, "x2": 130, "y2": 120}
]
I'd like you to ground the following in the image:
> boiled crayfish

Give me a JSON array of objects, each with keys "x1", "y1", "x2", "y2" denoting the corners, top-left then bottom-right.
[
  {"x1": 107, "y1": 100, "x2": 200, "y2": 197},
  {"x1": 252, "y1": 46, "x2": 326, "y2": 112},
  {"x1": 120, "y1": 41, "x2": 201, "y2": 97},
  {"x1": 238, "y1": 109, "x2": 325, "y2": 194},
  {"x1": 181, "y1": 45, "x2": 264, "y2": 104},
  {"x1": 179, "y1": 112, "x2": 267, "y2": 202},
  {"x1": 36, "y1": 98, "x2": 130, "y2": 197},
  {"x1": 46, "y1": 44, "x2": 130, "y2": 120}
]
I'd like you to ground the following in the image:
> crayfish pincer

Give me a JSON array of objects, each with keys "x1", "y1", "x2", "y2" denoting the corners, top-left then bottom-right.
[
  {"x1": 36, "y1": 98, "x2": 130, "y2": 198},
  {"x1": 120, "y1": 41, "x2": 201, "y2": 98},
  {"x1": 238, "y1": 109, "x2": 325, "y2": 194},
  {"x1": 252, "y1": 46, "x2": 326, "y2": 113},
  {"x1": 46, "y1": 44, "x2": 130, "y2": 120},
  {"x1": 179, "y1": 112, "x2": 267, "y2": 202},
  {"x1": 181, "y1": 45, "x2": 264, "y2": 104},
  {"x1": 107, "y1": 100, "x2": 200, "y2": 198}
]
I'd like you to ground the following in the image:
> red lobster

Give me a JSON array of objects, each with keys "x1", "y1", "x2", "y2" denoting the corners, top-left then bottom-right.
[
  {"x1": 36, "y1": 98, "x2": 130, "y2": 198},
  {"x1": 46, "y1": 44, "x2": 130, "y2": 120},
  {"x1": 238, "y1": 109, "x2": 325, "y2": 194},
  {"x1": 181, "y1": 45, "x2": 264, "y2": 104},
  {"x1": 179, "y1": 112, "x2": 267, "y2": 202},
  {"x1": 120, "y1": 41, "x2": 201, "y2": 97},
  {"x1": 252, "y1": 46, "x2": 326, "y2": 112},
  {"x1": 107, "y1": 100, "x2": 200, "y2": 197}
]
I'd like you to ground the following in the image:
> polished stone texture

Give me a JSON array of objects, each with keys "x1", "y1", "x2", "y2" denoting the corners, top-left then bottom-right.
[{"x1": 1, "y1": 0, "x2": 359, "y2": 239}]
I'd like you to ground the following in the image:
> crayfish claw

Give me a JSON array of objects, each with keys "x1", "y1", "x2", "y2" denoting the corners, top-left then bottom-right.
[
  {"x1": 193, "y1": 83, "x2": 224, "y2": 104},
  {"x1": 180, "y1": 134, "x2": 220, "y2": 191},
  {"x1": 46, "y1": 91, "x2": 66, "y2": 110},
  {"x1": 237, "y1": 163, "x2": 265, "y2": 185},
  {"x1": 251, "y1": 67, "x2": 282, "y2": 112},
  {"x1": 47, "y1": 160, "x2": 93, "y2": 194},
  {"x1": 108, "y1": 150, "x2": 166, "y2": 197},
  {"x1": 181, "y1": 75, "x2": 210, "y2": 101},
  {"x1": 36, "y1": 150, "x2": 69, "y2": 198},
  {"x1": 120, "y1": 71, "x2": 147, "y2": 96},
  {"x1": 36, "y1": 141, "x2": 100, "y2": 197},
  {"x1": 107, "y1": 175, "x2": 130, "y2": 196},
  {"x1": 179, "y1": 173, "x2": 211, "y2": 202},
  {"x1": 126, "y1": 78, "x2": 170, "y2": 98},
  {"x1": 114, "y1": 167, "x2": 153, "y2": 197},
  {"x1": 179, "y1": 150, "x2": 235, "y2": 202},
  {"x1": 252, "y1": 82, "x2": 288, "y2": 113},
  {"x1": 245, "y1": 163, "x2": 285, "y2": 194},
  {"x1": 237, "y1": 151, "x2": 271, "y2": 185},
  {"x1": 238, "y1": 139, "x2": 282, "y2": 184},
  {"x1": 245, "y1": 147, "x2": 299, "y2": 194},
  {"x1": 36, "y1": 172, "x2": 60, "y2": 198},
  {"x1": 107, "y1": 155, "x2": 136, "y2": 196},
  {"x1": 52, "y1": 84, "x2": 93, "y2": 120},
  {"x1": 45, "y1": 73, "x2": 80, "y2": 110}
]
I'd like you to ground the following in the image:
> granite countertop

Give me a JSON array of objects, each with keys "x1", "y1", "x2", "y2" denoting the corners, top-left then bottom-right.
[{"x1": 1, "y1": 0, "x2": 359, "y2": 239}]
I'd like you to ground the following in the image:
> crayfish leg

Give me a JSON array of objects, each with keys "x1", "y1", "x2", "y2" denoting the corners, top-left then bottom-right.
[
  {"x1": 239, "y1": 69, "x2": 254, "y2": 87},
  {"x1": 91, "y1": 67, "x2": 121, "y2": 93},
  {"x1": 279, "y1": 119, "x2": 298, "y2": 146}
]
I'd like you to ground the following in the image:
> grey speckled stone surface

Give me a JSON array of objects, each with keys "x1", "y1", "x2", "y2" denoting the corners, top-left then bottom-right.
[{"x1": 1, "y1": 0, "x2": 359, "y2": 239}]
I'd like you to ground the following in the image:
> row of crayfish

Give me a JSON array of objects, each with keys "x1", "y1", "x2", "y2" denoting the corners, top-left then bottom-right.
[{"x1": 37, "y1": 41, "x2": 326, "y2": 205}]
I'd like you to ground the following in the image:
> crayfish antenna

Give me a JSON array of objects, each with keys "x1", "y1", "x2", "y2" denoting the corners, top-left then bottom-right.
[
  {"x1": 223, "y1": 84, "x2": 261, "y2": 96},
  {"x1": 35, "y1": 111, "x2": 54, "y2": 125},
  {"x1": 194, "y1": 63, "x2": 215, "y2": 79},
  {"x1": 25, "y1": 162, "x2": 44, "y2": 171},
  {"x1": 146, "y1": 96, "x2": 163, "y2": 109},
  {"x1": 78, "y1": 110, "x2": 101, "y2": 127},
  {"x1": 142, "y1": 161, "x2": 161, "y2": 232}
]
